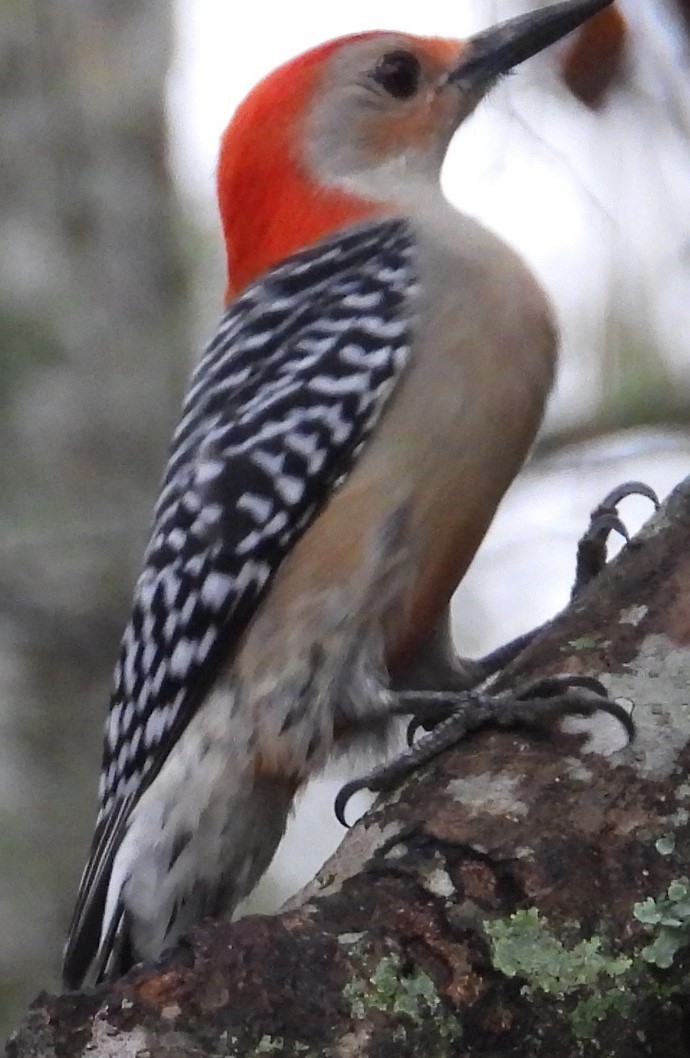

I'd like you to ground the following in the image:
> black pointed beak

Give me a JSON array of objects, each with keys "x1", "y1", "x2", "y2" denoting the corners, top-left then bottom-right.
[{"x1": 450, "y1": 0, "x2": 613, "y2": 91}]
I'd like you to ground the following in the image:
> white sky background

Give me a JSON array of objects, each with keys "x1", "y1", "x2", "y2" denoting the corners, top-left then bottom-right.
[{"x1": 169, "y1": 0, "x2": 690, "y2": 430}]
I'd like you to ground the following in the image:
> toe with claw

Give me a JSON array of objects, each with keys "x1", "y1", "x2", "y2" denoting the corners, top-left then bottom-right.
[
  {"x1": 572, "y1": 480, "x2": 659, "y2": 598},
  {"x1": 335, "y1": 482, "x2": 655, "y2": 827},
  {"x1": 335, "y1": 675, "x2": 634, "y2": 827}
]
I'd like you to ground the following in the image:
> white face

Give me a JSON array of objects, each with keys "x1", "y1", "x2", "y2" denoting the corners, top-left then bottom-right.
[{"x1": 303, "y1": 34, "x2": 484, "y2": 198}]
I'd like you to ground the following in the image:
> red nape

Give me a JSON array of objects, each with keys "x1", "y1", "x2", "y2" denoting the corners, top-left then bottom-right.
[{"x1": 217, "y1": 33, "x2": 386, "y2": 301}]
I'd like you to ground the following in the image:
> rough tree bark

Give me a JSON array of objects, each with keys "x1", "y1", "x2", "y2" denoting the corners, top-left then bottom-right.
[{"x1": 8, "y1": 474, "x2": 690, "y2": 1056}]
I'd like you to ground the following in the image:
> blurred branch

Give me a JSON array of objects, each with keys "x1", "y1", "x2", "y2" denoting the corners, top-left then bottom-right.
[
  {"x1": 536, "y1": 400, "x2": 690, "y2": 459},
  {"x1": 0, "y1": 0, "x2": 190, "y2": 1033}
]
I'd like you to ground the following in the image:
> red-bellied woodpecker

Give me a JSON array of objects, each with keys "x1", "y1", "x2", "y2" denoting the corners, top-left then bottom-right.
[{"x1": 63, "y1": 0, "x2": 622, "y2": 988}]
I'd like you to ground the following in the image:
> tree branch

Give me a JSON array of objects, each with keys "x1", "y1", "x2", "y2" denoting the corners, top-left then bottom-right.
[{"x1": 9, "y1": 474, "x2": 690, "y2": 1057}]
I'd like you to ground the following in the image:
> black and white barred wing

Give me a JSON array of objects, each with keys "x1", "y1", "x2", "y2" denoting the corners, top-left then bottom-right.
[{"x1": 63, "y1": 218, "x2": 417, "y2": 984}]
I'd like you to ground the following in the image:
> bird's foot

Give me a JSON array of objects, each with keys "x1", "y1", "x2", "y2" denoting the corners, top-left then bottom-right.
[
  {"x1": 570, "y1": 480, "x2": 659, "y2": 599},
  {"x1": 460, "y1": 480, "x2": 660, "y2": 686},
  {"x1": 335, "y1": 482, "x2": 655, "y2": 824},
  {"x1": 335, "y1": 674, "x2": 634, "y2": 826}
]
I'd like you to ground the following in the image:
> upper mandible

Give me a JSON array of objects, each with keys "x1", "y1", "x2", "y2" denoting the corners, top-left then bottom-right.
[{"x1": 216, "y1": 0, "x2": 613, "y2": 296}]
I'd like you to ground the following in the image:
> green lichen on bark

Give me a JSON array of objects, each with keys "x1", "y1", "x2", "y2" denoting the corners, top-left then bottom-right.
[
  {"x1": 634, "y1": 876, "x2": 690, "y2": 968},
  {"x1": 484, "y1": 909, "x2": 633, "y2": 1039},
  {"x1": 565, "y1": 633, "x2": 606, "y2": 651},
  {"x1": 343, "y1": 950, "x2": 461, "y2": 1044}
]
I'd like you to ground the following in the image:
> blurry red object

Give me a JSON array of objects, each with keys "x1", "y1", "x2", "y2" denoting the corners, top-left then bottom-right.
[{"x1": 561, "y1": 5, "x2": 627, "y2": 108}]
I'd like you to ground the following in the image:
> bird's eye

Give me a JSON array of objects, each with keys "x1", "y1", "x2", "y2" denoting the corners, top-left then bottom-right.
[{"x1": 371, "y1": 50, "x2": 421, "y2": 100}]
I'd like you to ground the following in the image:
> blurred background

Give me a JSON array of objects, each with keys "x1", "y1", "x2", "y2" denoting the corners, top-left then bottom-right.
[{"x1": 1, "y1": 0, "x2": 689, "y2": 1036}]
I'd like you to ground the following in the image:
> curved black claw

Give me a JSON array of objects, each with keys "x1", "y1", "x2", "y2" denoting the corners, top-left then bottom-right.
[
  {"x1": 573, "y1": 480, "x2": 660, "y2": 597},
  {"x1": 584, "y1": 695, "x2": 635, "y2": 740},
  {"x1": 548, "y1": 691, "x2": 635, "y2": 741},
  {"x1": 516, "y1": 673, "x2": 608, "y2": 699},
  {"x1": 335, "y1": 779, "x2": 370, "y2": 828},
  {"x1": 594, "y1": 481, "x2": 660, "y2": 514},
  {"x1": 407, "y1": 717, "x2": 422, "y2": 746},
  {"x1": 514, "y1": 672, "x2": 634, "y2": 739}
]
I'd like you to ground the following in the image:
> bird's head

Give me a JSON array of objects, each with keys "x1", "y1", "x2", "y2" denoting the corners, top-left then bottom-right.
[{"x1": 218, "y1": 0, "x2": 613, "y2": 297}]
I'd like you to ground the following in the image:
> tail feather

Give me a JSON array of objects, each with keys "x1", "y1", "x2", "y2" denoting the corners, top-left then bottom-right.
[
  {"x1": 93, "y1": 906, "x2": 134, "y2": 985},
  {"x1": 62, "y1": 797, "x2": 132, "y2": 990},
  {"x1": 64, "y1": 739, "x2": 301, "y2": 987}
]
